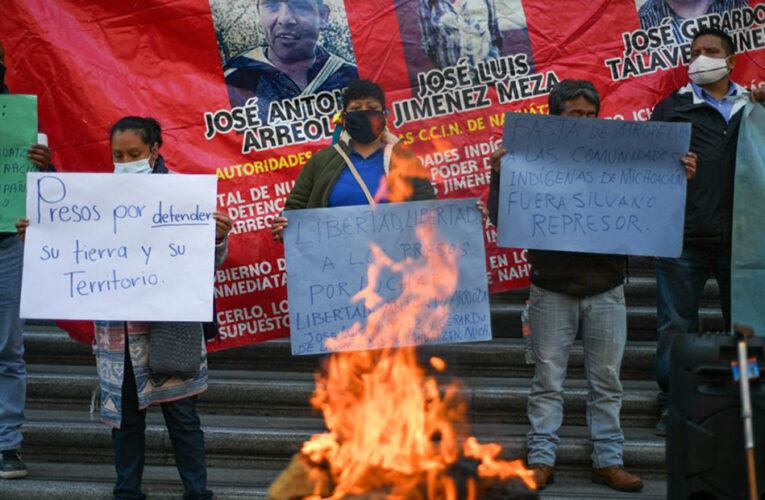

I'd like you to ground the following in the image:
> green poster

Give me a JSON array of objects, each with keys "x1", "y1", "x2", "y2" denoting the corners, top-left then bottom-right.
[{"x1": 0, "y1": 95, "x2": 38, "y2": 232}]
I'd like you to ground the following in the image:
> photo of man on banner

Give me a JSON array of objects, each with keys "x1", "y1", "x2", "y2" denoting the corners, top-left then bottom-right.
[
  {"x1": 636, "y1": 0, "x2": 749, "y2": 42},
  {"x1": 419, "y1": 0, "x2": 504, "y2": 68},
  {"x1": 395, "y1": 0, "x2": 534, "y2": 87},
  {"x1": 211, "y1": 0, "x2": 359, "y2": 121}
]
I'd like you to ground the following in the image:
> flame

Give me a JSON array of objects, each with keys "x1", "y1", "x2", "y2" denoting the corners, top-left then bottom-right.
[
  {"x1": 463, "y1": 437, "x2": 536, "y2": 489},
  {"x1": 296, "y1": 220, "x2": 536, "y2": 498},
  {"x1": 430, "y1": 357, "x2": 447, "y2": 372},
  {"x1": 376, "y1": 145, "x2": 431, "y2": 203}
]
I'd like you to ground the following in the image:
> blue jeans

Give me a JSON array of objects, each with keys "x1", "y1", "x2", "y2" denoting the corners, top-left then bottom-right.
[
  {"x1": 526, "y1": 284, "x2": 627, "y2": 468},
  {"x1": 0, "y1": 235, "x2": 26, "y2": 452},
  {"x1": 113, "y1": 342, "x2": 212, "y2": 500},
  {"x1": 655, "y1": 243, "x2": 731, "y2": 410}
]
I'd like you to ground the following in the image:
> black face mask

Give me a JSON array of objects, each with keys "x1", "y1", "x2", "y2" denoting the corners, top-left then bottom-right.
[{"x1": 344, "y1": 110, "x2": 386, "y2": 144}]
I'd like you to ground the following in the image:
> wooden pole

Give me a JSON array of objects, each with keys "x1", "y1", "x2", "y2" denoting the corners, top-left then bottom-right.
[
  {"x1": 735, "y1": 324, "x2": 758, "y2": 500},
  {"x1": 748, "y1": 449, "x2": 758, "y2": 500}
]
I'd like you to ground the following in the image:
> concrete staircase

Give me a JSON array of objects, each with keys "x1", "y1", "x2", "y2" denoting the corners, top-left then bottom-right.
[{"x1": 2, "y1": 257, "x2": 724, "y2": 499}]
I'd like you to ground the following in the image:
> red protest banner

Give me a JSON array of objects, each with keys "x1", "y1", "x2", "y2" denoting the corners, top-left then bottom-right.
[{"x1": 3, "y1": 0, "x2": 763, "y2": 350}]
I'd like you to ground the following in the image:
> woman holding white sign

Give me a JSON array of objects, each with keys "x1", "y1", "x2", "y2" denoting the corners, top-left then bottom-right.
[
  {"x1": 107, "y1": 117, "x2": 231, "y2": 500},
  {"x1": 17, "y1": 116, "x2": 233, "y2": 500},
  {"x1": 269, "y1": 79, "x2": 490, "y2": 239}
]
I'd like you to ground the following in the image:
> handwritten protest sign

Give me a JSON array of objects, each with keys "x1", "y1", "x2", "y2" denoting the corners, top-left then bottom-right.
[
  {"x1": 497, "y1": 113, "x2": 691, "y2": 257},
  {"x1": 283, "y1": 199, "x2": 491, "y2": 355},
  {"x1": 20, "y1": 173, "x2": 217, "y2": 321},
  {"x1": 0, "y1": 95, "x2": 37, "y2": 232}
]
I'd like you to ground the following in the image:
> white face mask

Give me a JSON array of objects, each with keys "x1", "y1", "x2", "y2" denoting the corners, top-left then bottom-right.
[
  {"x1": 688, "y1": 55, "x2": 730, "y2": 85},
  {"x1": 114, "y1": 157, "x2": 153, "y2": 174}
]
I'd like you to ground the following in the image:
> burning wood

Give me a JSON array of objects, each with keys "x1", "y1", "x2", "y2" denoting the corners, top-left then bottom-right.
[{"x1": 270, "y1": 223, "x2": 537, "y2": 500}]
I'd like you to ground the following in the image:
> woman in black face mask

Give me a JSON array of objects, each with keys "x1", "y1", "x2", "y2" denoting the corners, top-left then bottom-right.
[{"x1": 271, "y1": 79, "x2": 440, "y2": 240}]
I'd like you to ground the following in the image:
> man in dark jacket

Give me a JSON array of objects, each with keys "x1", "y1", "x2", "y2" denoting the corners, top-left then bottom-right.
[
  {"x1": 488, "y1": 80, "x2": 667, "y2": 493},
  {"x1": 270, "y1": 80, "x2": 438, "y2": 242},
  {"x1": 0, "y1": 39, "x2": 53, "y2": 480},
  {"x1": 651, "y1": 27, "x2": 765, "y2": 436}
]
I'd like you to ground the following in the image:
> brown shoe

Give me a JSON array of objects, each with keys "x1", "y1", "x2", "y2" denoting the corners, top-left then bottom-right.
[
  {"x1": 592, "y1": 465, "x2": 644, "y2": 492},
  {"x1": 528, "y1": 463, "x2": 554, "y2": 490}
]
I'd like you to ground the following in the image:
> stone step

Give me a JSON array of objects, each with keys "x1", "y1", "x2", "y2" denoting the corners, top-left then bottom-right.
[
  {"x1": 20, "y1": 410, "x2": 666, "y2": 472},
  {"x1": 489, "y1": 303, "x2": 723, "y2": 339},
  {"x1": 22, "y1": 290, "x2": 726, "y2": 347},
  {"x1": 498, "y1": 276, "x2": 721, "y2": 308},
  {"x1": 625, "y1": 276, "x2": 719, "y2": 307},
  {"x1": 25, "y1": 365, "x2": 660, "y2": 427},
  {"x1": 23, "y1": 330, "x2": 659, "y2": 381},
  {"x1": 0, "y1": 462, "x2": 270, "y2": 500},
  {"x1": 541, "y1": 473, "x2": 667, "y2": 499},
  {"x1": 627, "y1": 256, "x2": 657, "y2": 276},
  {"x1": 0, "y1": 462, "x2": 667, "y2": 499}
]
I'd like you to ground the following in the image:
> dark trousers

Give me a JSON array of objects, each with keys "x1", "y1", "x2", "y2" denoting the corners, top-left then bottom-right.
[
  {"x1": 654, "y1": 243, "x2": 731, "y2": 410},
  {"x1": 112, "y1": 343, "x2": 212, "y2": 500}
]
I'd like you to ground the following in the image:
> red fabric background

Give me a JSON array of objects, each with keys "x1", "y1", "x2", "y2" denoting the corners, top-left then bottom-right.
[{"x1": 3, "y1": 0, "x2": 763, "y2": 349}]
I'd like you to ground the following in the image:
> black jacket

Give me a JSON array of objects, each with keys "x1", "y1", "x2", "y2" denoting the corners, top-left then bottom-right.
[
  {"x1": 488, "y1": 167, "x2": 625, "y2": 297},
  {"x1": 650, "y1": 83, "x2": 749, "y2": 245}
]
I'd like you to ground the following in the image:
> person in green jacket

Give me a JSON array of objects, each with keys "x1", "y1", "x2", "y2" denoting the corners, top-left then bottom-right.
[{"x1": 271, "y1": 79, "x2": 487, "y2": 239}]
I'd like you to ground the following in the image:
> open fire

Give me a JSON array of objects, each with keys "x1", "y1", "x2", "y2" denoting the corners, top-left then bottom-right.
[
  {"x1": 271, "y1": 146, "x2": 536, "y2": 499},
  {"x1": 269, "y1": 220, "x2": 537, "y2": 500}
]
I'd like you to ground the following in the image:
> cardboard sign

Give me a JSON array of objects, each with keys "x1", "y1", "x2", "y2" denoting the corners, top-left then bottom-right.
[
  {"x1": 497, "y1": 113, "x2": 691, "y2": 257},
  {"x1": 284, "y1": 199, "x2": 492, "y2": 355}
]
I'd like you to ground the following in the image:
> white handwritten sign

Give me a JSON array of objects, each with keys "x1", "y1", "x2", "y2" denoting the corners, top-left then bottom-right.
[{"x1": 20, "y1": 173, "x2": 217, "y2": 321}]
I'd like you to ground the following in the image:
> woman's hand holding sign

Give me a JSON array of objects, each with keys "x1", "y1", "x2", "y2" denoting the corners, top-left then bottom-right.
[
  {"x1": 271, "y1": 215, "x2": 288, "y2": 242},
  {"x1": 214, "y1": 211, "x2": 233, "y2": 243}
]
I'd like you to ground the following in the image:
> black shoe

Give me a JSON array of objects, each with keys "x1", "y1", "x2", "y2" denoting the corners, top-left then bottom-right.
[{"x1": 0, "y1": 450, "x2": 28, "y2": 479}]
